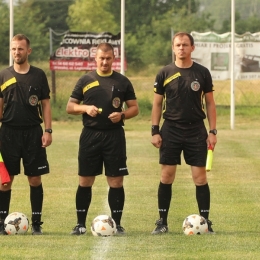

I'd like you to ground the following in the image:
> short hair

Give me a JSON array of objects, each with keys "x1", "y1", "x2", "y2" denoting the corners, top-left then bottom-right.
[
  {"x1": 96, "y1": 42, "x2": 114, "y2": 53},
  {"x1": 172, "y1": 32, "x2": 194, "y2": 46},
  {"x1": 12, "y1": 34, "x2": 31, "y2": 47}
]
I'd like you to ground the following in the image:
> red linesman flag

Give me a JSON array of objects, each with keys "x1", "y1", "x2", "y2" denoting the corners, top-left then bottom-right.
[{"x1": 0, "y1": 152, "x2": 10, "y2": 186}]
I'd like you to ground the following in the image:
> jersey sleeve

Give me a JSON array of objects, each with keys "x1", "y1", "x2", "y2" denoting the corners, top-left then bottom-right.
[
  {"x1": 203, "y1": 68, "x2": 214, "y2": 93},
  {"x1": 124, "y1": 78, "x2": 137, "y2": 101},
  {"x1": 70, "y1": 76, "x2": 85, "y2": 101},
  {"x1": 39, "y1": 70, "x2": 51, "y2": 100},
  {"x1": 153, "y1": 70, "x2": 165, "y2": 95}
]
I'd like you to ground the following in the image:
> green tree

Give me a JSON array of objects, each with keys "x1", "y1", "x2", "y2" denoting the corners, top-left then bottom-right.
[
  {"x1": 135, "y1": 6, "x2": 214, "y2": 67},
  {"x1": 201, "y1": 0, "x2": 260, "y2": 33},
  {"x1": 14, "y1": 0, "x2": 49, "y2": 61},
  {"x1": 66, "y1": 0, "x2": 205, "y2": 67},
  {"x1": 119, "y1": 1, "x2": 213, "y2": 67},
  {"x1": 34, "y1": 0, "x2": 74, "y2": 32},
  {"x1": 0, "y1": 0, "x2": 74, "y2": 63},
  {"x1": 0, "y1": 0, "x2": 11, "y2": 64},
  {"x1": 4, "y1": 0, "x2": 259, "y2": 67},
  {"x1": 106, "y1": 0, "x2": 199, "y2": 34},
  {"x1": 67, "y1": 0, "x2": 119, "y2": 33},
  {"x1": 222, "y1": 12, "x2": 260, "y2": 34},
  {"x1": 239, "y1": 16, "x2": 260, "y2": 34}
]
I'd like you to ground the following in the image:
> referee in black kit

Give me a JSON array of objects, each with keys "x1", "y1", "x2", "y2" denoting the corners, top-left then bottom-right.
[
  {"x1": 150, "y1": 32, "x2": 217, "y2": 235},
  {"x1": 66, "y1": 42, "x2": 139, "y2": 235},
  {"x1": 0, "y1": 34, "x2": 52, "y2": 235}
]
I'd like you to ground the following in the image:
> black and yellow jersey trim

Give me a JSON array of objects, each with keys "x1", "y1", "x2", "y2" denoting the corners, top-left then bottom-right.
[
  {"x1": 83, "y1": 81, "x2": 99, "y2": 94},
  {"x1": 0, "y1": 77, "x2": 17, "y2": 92},
  {"x1": 163, "y1": 72, "x2": 181, "y2": 87}
]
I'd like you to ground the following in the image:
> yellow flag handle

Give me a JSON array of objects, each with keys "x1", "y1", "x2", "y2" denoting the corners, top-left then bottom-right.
[{"x1": 206, "y1": 146, "x2": 213, "y2": 172}]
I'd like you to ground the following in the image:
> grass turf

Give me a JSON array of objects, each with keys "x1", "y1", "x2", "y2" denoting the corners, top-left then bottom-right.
[{"x1": 1, "y1": 115, "x2": 260, "y2": 259}]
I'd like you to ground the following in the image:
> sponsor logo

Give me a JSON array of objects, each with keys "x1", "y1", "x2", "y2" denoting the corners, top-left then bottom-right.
[{"x1": 38, "y1": 165, "x2": 47, "y2": 170}]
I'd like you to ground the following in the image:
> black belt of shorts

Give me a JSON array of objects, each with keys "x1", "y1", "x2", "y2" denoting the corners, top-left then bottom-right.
[
  {"x1": 1, "y1": 123, "x2": 40, "y2": 130},
  {"x1": 165, "y1": 119, "x2": 204, "y2": 128},
  {"x1": 83, "y1": 125, "x2": 122, "y2": 132}
]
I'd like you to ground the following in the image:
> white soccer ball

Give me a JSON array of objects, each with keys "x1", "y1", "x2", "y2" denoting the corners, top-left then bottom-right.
[
  {"x1": 4, "y1": 212, "x2": 29, "y2": 235},
  {"x1": 182, "y1": 214, "x2": 208, "y2": 235},
  {"x1": 91, "y1": 215, "x2": 116, "y2": 237}
]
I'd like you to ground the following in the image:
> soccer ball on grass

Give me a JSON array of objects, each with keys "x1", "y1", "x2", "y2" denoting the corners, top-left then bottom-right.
[
  {"x1": 4, "y1": 212, "x2": 29, "y2": 235},
  {"x1": 182, "y1": 214, "x2": 208, "y2": 235},
  {"x1": 91, "y1": 215, "x2": 116, "y2": 237}
]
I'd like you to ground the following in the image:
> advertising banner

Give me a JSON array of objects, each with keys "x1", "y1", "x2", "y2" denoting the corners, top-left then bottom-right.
[
  {"x1": 191, "y1": 31, "x2": 260, "y2": 80},
  {"x1": 50, "y1": 31, "x2": 126, "y2": 71}
]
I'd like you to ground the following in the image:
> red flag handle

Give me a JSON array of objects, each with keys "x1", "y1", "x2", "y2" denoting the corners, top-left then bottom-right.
[{"x1": 0, "y1": 153, "x2": 11, "y2": 186}]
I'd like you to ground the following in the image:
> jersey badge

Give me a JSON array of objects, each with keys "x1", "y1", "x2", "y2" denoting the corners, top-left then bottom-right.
[
  {"x1": 29, "y1": 95, "x2": 38, "y2": 106},
  {"x1": 191, "y1": 81, "x2": 200, "y2": 91},
  {"x1": 112, "y1": 97, "x2": 121, "y2": 108}
]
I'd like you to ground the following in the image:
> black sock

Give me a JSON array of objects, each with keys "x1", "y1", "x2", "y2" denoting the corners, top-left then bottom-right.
[
  {"x1": 196, "y1": 183, "x2": 210, "y2": 220},
  {"x1": 0, "y1": 189, "x2": 11, "y2": 221},
  {"x1": 76, "y1": 186, "x2": 92, "y2": 227},
  {"x1": 158, "y1": 182, "x2": 172, "y2": 225},
  {"x1": 108, "y1": 186, "x2": 125, "y2": 226},
  {"x1": 30, "y1": 184, "x2": 43, "y2": 223}
]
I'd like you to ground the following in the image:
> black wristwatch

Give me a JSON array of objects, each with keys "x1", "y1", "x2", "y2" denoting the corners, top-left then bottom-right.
[
  {"x1": 121, "y1": 113, "x2": 125, "y2": 120},
  {"x1": 45, "y1": 129, "x2": 53, "y2": 134},
  {"x1": 209, "y1": 129, "x2": 217, "y2": 135}
]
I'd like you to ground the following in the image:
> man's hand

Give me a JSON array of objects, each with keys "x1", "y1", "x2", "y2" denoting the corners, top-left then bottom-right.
[
  {"x1": 151, "y1": 134, "x2": 162, "y2": 148},
  {"x1": 108, "y1": 112, "x2": 121, "y2": 123}
]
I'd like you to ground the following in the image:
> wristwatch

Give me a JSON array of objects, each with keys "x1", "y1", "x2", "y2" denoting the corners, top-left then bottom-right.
[
  {"x1": 121, "y1": 113, "x2": 125, "y2": 120},
  {"x1": 209, "y1": 129, "x2": 217, "y2": 135},
  {"x1": 45, "y1": 129, "x2": 53, "y2": 134}
]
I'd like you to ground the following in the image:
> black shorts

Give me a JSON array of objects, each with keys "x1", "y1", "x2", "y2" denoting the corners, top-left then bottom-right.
[
  {"x1": 159, "y1": 120, "x2": 208, "y2": 166},
  {"x1": 0, "y1": 125, "x2": 49, "y2": 176},
  {"x1": 78, "y1": 126, "x2": 129, "y2": 177}
]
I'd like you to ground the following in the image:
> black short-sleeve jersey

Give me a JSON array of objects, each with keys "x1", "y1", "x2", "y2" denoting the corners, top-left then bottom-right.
[
  {"x1": 70, "y1": 70, "x2": 136, "y2": 129},
  {"x1": 154, "y1": 62, "x2": 213, "y2": 124},
  {"x1": 0, "y1": 66, "x2": 50, "y2": 127}
]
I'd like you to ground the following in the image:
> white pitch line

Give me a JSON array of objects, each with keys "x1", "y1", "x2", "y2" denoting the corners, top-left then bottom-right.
[{"x1": 90, "y1": 186, "x2": 112, "y2": 260}]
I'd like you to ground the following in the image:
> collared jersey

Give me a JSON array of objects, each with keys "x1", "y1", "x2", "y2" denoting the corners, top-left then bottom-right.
[
  {"x1": 154, "y1": 62, "x2": 213, "y2": 124},
  {"x1": 70, "y1": 70, "x2": 136, "y2": 129},
  {"x1": 0, "y1": 66, "x2": 50, "y2": 127}
]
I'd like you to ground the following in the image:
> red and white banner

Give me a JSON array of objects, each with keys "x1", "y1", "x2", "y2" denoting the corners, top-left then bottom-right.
[{"x1": 50, "y1": 32, "x2": 126, "y2": 71}]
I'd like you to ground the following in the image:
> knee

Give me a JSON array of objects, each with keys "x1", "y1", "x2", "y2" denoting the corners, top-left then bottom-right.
[
  {"x1": 28, "y1": 176, "x2": 42, "y2": 187},
  {"x1": 193, "y1": 176, "x2": 208, "y2": 186},
  {"x1": 161, "y1": 172, "x2": 175, "y2": 184},
  {"x1": 107, "y1": 176, "x2": 124, "y2": 188}
]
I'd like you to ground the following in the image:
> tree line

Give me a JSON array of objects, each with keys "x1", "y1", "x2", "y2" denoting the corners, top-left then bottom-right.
[{"x1": 1, "y1": 0, "x2": 260, "y2": 69}]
